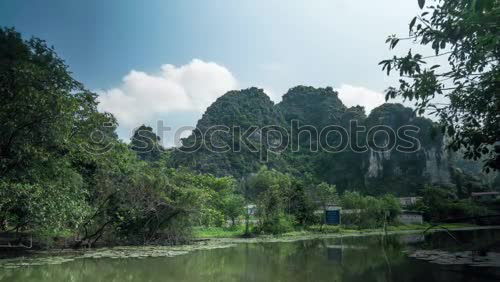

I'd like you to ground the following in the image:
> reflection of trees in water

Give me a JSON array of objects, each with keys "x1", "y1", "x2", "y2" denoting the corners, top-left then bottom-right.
[
  {"x1": 0, "y1": 237, "x2": 405, "y2": 282},
  {"x1": 0, "y1": 258, "x2": 154, "y2": 282},
  {"x1": 421, "y1": 229, "x2": 500, "y2": 252},
  {"x1": 338, "y1": 235, "x2": 404, "y2": 280},
  {"x1": 2, "y1": 230, "x2": 499, "y2": 282}
]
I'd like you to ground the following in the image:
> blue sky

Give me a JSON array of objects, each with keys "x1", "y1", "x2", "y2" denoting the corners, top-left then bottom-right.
[{"x1": 0, "y1": 0, "x2": 423, "y2": 145}]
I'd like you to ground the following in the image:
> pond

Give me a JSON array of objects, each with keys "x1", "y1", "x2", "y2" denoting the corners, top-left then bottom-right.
[{"x1": 1, "y1": 228, "x2": 499, "y2": 282}]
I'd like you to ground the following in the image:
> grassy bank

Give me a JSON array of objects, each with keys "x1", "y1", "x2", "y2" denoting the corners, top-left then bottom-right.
[
  {"x1": 193, "y1": 223, "x2": 478, "y2": 239},
  {"x1": 193, "y1": 225, "x2": 248, "y2": 238}
]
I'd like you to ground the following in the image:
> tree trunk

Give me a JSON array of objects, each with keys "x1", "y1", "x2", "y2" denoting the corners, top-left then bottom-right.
[{"x1": 244, "y1": 212, "x2": 250, "y2": 235}]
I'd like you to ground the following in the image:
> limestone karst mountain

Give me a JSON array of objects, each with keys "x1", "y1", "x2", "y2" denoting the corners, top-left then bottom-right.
[{"x1": 172, "y1": 86, "x2": 499, "y2": 195}]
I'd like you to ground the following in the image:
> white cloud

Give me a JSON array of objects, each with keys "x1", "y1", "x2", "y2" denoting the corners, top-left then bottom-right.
[
  {"x1": 260, "y1": 86, "x2": 281, "y2": 103},
  {"x1": 335, "y1": 84, "x2": 385, "y2": 114},
  {"x1": 97, "y1": 59, "x2": 238, "y2": 129}
]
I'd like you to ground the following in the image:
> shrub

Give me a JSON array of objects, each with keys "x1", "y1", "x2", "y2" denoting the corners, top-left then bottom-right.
[
  {"x1": 256, "y1": 214, "x2": 296, "y2": 235},
  {"x1": 340, "y1": 191, "x2": 402, "y2": 229},
  {"x1": 200, "y1": 208, "x2": 225, "y2": 227}
]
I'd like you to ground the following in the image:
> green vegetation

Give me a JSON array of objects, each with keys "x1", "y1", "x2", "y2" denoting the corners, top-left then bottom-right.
[
  {"x1": 0, "y1": 28, "x2": 247, "y2": 247},
  {"x1": 192, "y1": 222, "x2": 477, "y2": 240},
  {"x1": 193, "y1": 226, "x2": 247, "y2": 238},
  {"x1": 0, "y1": 22, "x2": 497, "y2": 250},
  {"x1": 172, "y1": 80, "x2": 499, "y2": 195},
  {"x1": 380, "y1": 0, "x2": 500, "y2": 170},
  {"x1": 341, "y1": 192, "x2": 402, "y2": 229},
  {"x1": 130, "y1": 125, "x2": 164, "y2": 162},
  {"x1": 0, "y1": 27, "x2": 115, "y2": 240},
  {"x1": 412, "y1": 185, "x2": 492, "y2": 222}
]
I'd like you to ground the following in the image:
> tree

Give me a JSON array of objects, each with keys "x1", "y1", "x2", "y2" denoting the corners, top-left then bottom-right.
[
  {"x1": 380, "y1": 194, "x2": 402, "y2": 223},
  {"x1": 380, "y1": 0, "x2": 500, "y2": 171},
  {"x1": 245, "y1": 167, "x2": 295, "y2": 234},
  {"x1": 416, "y1": 185, "x2": 457, "y2": 221},
  {"x1": 307, "y1": 182, "x2": 339, "y2": 228},
  {"x1": 0, "y1": 171, "x2": 90, "y2": 237},
  {"x1": 256, "y1": 184, "x2": 295, "y2": 234},
  {"x1": 287, "y1": 178, "x2": 316, "y2": 226},
  {"x1": 130, "y1": 125, "x2": 164, "y2": 162},
  {"x1": 414, "y1": 184, "x2": 489, "y2": 221},
  {"x1": 222, "y1": 193, "x2": 245, "y2": 226},
  {"x1": 0, "y1": 27, "x2": 81, "y2": 178},
  {"x1": 0, "y1": 27, "x2": 114, "y2": 237},
  {"x1": 341, "y1": 191, "x2": 401, "y2": 228},
  {"x1": 311, "y1": 182, "x2": 339, "y2": 211},
  {"x1": 245, "y1": 166, "x2": 292, "y2": 201}
]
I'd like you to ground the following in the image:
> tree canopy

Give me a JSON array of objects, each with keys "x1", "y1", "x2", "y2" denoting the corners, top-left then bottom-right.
[
  {"x1": 380, "y1": 0, "x2": 500, "y2": 171},
  {"x1": 130, "y1": 124, "x2": 164, "y2": 162}
]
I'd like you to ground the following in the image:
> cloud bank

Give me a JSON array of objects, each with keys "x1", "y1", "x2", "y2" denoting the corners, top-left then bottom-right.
[
  {"x1": 97, "y1": 59, "x2": 238, "y2": 129},
  {"x1": 335, "y1": 84, "x2": 386, "y2": 114},
  {"x1": 97, "y1": 60, "x2": 386, "y2": 142}
]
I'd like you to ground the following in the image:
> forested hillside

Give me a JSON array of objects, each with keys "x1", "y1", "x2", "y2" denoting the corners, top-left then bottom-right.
[{"x1": 172, "y1": 86, "x2": 499, "y2": 195}]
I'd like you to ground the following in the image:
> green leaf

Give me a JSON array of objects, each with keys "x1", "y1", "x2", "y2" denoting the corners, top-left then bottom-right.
[
  {"x1": 390, "y1": 38, "x2": 400, "y2": 49},
  {"x1": 409, "y1": 17, "x2": 417, "y2": 31},
  {"x1": 418, "y1": 0, "x2": 425, "y2": 9}
]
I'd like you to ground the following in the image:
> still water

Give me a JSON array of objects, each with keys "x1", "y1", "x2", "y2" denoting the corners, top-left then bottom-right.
[{"x1": 1, "y1": 229, "x2": 499, "y2": 282}]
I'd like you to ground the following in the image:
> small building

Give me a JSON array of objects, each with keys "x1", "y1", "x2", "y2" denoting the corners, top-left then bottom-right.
[
  {"x1": 471, "y1": 192, "x2": 500, "y2": 202},
  {"x1": 397, "y1": 211, "x2": 423, "y2": 225},
  {"x1": 245, "y1": 204, "x2": 257, "y2": 216},
  {"x1": 315, "y1": 205, "x2": 342, "y2": 225},
  {"x1": 398, "y1": 197, "x2": 422, "y2": 207},
  {"x1": 325, "y1": 205, "x2": 341, "y2": 225}
]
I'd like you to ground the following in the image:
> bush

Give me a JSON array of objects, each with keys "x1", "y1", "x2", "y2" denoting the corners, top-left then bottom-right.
[
  {"x1": 0, "y1": 177, "x2": 90, "y2": 236},
  {"x1": 415, "y1": 185, "x2": 491, "y2": 222},
  {"x1": 340, "y1": 191, "x2": 401, "y2": 229},
  {"x1": 200, "y1": 208, "x2": 225, "y2": 227},
  {"x1": 256, "y1": 214, "x2": 296, "y2": 234}
]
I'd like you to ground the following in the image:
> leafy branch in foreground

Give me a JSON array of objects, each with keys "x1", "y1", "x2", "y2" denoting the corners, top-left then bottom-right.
[{"x1": 380, "y1": 0, "x2": 500, "y2": 171}]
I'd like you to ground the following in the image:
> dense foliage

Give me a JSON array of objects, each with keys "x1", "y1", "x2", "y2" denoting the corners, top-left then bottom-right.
[
  {"x1": 0, "y1": 25, "x2": 497, "y2": 247},
  {"x1": 173, "y1": 86, "x2": 499, "y2": 195},
  {"x1": 412, "y1": 185, "x2": 491, "y2": 221},
  {"x1": 0, "y1": 27, "x2": 115, "y2": 238},
  {"x1": 171, "y1": 87, "x2": 288, "y2": 178},
  {"x1": 380, "y1": 0, "x2": 500, "y2": 170},
  {"x1": 245, "y1": 167, "x2": 335, "y2": 234},
  {"x1": 0, "y1": 28, "x2": 245, "y2": 246},
  {"x1": 130, "y1": 125, "x2": 164, "y2": 162},
  {"x1": 341, "y1": 192, "x2": 402, "y2": 229}
]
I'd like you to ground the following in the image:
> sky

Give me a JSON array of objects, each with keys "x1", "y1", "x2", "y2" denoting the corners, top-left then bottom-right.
[{"x1": 0, "y1": 0, "x2": 426, "y2": 146}]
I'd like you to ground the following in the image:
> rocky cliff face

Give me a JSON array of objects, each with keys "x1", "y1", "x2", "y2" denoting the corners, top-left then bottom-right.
[
  {"x1": 172, "y1": 86, "x2": 498, "y2": 195},
  {"x1": 171, "y1": 87, "x2": 287, "y2": 178},
  {"x1": 423, "y1": 146, "x2": 452, "y2": 185}
]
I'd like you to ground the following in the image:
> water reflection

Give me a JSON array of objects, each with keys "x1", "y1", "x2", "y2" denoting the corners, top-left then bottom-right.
[
  {"x1": 1, "y1": 229, "x2": 499, "y2": 282},
  {"x1": 326, "y1": 246, "x2": 342, "y2": 263}
]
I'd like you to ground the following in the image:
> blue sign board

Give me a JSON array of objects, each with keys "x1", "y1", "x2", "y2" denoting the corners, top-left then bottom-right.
[{"x1": 325, "y1": 210, "x2": 340, "y2": 225}]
